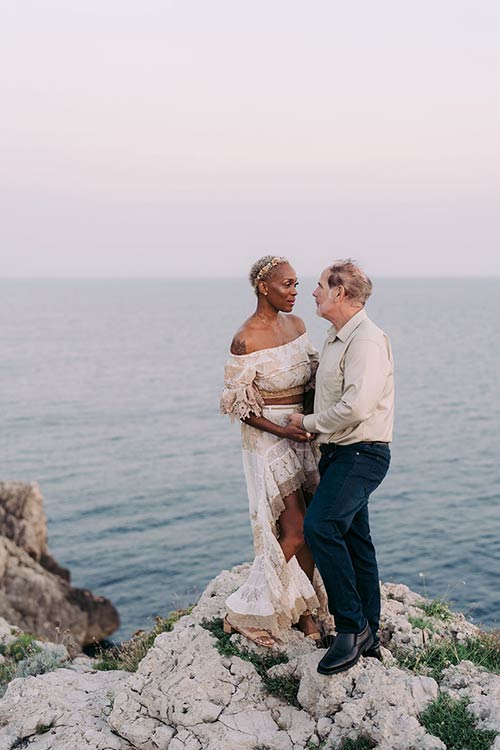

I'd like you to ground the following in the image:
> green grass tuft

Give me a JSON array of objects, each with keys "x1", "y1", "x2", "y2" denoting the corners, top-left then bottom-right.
[
  {"x1": 0, "y1": 635, "x2": 59, "y2": 698},
  {"x1": 408, "y1": 615, "x2": 436, "y2": 632},
  {"x1": 201, "y1": 618, "x2": 300, "y2": 706},
  {"x1": 418, "y1": 598, "x2": 453, "y2": 621},
  {"x1": 395, "y1": 630, "x2": 500, "y2": 682},
  {"x1": 4, "y1": 634, "x2": 40, "y2": 662},
  {"x1": 420, "y1": 694, "x2": 497, "y2": 749},
  {"x1": 95, "y1": 608, "x2": 192, "y2": 672}
]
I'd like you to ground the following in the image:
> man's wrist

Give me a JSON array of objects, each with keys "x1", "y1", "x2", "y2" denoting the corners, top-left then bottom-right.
[{"x1": 302, "y1": 414, "x2": 314, "y2": 432}]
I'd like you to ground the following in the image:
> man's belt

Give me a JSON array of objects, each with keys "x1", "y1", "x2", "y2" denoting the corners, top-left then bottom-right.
[{"x1": 319, "y1": 441, "x2": 389, "y2": 455}]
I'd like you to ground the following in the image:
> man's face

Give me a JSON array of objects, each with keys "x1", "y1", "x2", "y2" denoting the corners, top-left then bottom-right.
[{"x1": 312, "y1": 268, "x2": 336, "y2": 320}]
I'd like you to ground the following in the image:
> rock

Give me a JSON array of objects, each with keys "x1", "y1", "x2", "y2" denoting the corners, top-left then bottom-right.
[
  {"x1": 0, "y1": 482, "x2": 119, "y2": 647},
  {"x1": 0, "y1": 565, "x2": 493, "y2": 750},
  {"x1": 0, "y1": 666, "x2": 132, "y2": 750},
  {"x1": 0, "y1": 482, "x2": 48, "y2": 561},
  {"x1": 0, "y1": 481, "x2": 70, "y2": 579},
  {"x1": 289, "y1": 650, "x2": 442, "y2": 749},
  {"x1": 379, "y1": 581, "x2": 479, "y2": 657},
  {"x1": 441, "y1": 660, "x2": 500, "y2": 736},
  {"x1": 0, "y1": 536, "x2": 119, "y2": 647},
  {"x1": 106, "y1": 566, "x2": 451, "y2": 750}
]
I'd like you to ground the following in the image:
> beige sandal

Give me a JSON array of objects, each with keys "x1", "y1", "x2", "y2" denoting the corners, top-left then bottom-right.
[
  {"x1": 223, "y1": 616, "x2": 276, "y2": 648},
  {"x1": 299, "y1": 610, "x2": 322, "y2": 642}
]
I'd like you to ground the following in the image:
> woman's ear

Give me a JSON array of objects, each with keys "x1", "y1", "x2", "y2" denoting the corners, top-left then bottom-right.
[{"x1": 258, "y1": 282, "x2": 268, "y2": 297}]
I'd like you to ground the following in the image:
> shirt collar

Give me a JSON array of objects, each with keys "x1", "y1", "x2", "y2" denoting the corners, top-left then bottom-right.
[{"x1": 326, "y1": 308, "x2": 368, "y2": 343}]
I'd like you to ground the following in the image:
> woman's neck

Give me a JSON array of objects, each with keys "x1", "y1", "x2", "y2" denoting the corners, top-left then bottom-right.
[{"x1": 254, "y1": 299, "x2": 280, "y2": 326}]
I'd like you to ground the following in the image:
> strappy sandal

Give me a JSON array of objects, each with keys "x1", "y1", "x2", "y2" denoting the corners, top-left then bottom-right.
[
  {"x1": 299, "y1": 610, "x2": 322, "y2": 642},
  {"x1": 223, "y1": 616, "x2": 277, "y2": 648}
]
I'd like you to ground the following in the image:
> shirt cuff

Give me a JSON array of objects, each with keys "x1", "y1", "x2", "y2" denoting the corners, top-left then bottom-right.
[{"x1": 302, "y1": 414, "x2": 315, "y2": 432}]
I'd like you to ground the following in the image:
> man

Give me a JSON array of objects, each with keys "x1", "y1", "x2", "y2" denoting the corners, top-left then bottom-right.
[{"x1": 289, "y1": 259, "x2": 394, "y2": 675}]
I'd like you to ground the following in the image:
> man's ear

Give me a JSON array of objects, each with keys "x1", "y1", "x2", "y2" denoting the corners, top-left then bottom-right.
[{"x1": 336, "y1": 285, "x2": 346, "y2": 301}]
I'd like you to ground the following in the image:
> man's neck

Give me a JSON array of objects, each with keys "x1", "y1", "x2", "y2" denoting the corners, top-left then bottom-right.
[{"x1": 328, "y1": 305, "x2": 363, "y2": 331}]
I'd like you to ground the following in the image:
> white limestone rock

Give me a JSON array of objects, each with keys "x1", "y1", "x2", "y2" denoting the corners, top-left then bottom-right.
[
  {"x1": 0, "y1": 666, "x2": 132, "y2": 750},
  {"x1": 380, "y1": 582, "x2": 479, "y2": 658},
  {"x1": 0, "y1": 566, "x2": 494, "y2": 750},
  {"x1": 269, "y1": 649, "x2": 442, "y2": 748}
]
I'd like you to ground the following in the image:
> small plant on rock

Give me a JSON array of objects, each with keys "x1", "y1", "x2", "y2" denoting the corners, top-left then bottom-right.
[
  {"x1": 408, "y1": 615, "x2": 436, "y2": 633},
  {"x1": 395, "y1": 630, "x2": 500, "y2": 682},
  {"x1": 95, "y1": 608, "x2": 193, "y2": 672},
  {"x1": 201, "y1": 618, "x2": 300, "y2": 707},
  {"x1": 418, "y1": 598, "x2": 453, "y2": 621},
  {"x1": 306, "y1": 739, "x2": 327, "y2": 749},
  {"x1": 3, "y1": 634, "x2": 40, "y2": 662},
  {"x1": 0, "y1": 634, "x2": 67, "y2": 697},
  {"x1": 14, "y1": 649, "x2": 67, "y2": 680},
  {"x1": 420, "y1": 693, "x2": 497, "y2": 749}
]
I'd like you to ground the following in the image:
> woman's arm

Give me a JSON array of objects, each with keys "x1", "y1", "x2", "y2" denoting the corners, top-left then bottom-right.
[{"x1": 243, "y1": 413, "x2": 312, "y2": 443}]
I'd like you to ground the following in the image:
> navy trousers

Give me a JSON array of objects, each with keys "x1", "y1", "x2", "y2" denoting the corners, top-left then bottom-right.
[{"x1": 304, "y1": 442, "x2": 390, "y2": 637}]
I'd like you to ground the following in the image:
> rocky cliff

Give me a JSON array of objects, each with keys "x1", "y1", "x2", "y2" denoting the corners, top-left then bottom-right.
[
  {"x1": 0, "y1": 564, "x2": 498, "y2": 750},
  {"x1": 0, "y1": 481, "x2": 119, "y2": 647}
]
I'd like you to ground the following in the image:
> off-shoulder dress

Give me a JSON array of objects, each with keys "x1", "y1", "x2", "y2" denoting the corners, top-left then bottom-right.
[{"x1": 220, "y1": 332, "x2": 329, "y2": 640}]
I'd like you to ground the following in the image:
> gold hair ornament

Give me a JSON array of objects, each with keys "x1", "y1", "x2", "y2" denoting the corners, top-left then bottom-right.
[{"x1": 254, "y1": 257, "x2": 287, "y2": 289}]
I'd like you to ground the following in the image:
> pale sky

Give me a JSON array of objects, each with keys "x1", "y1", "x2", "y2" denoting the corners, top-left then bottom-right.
[{"x1": 1, "y1": 0, "x2": 499, "y2": 277}]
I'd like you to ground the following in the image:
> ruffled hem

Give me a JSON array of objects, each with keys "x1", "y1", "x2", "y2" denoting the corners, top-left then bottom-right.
[
  {"x1": 264, "y1": 441, "x2": 319, "y2": 527},
  {"x1": 226, "y1": 591, "x2": 320, "y2": 642},
  {"x1": 220, "y1": 384, "x2": 265, "y2": 422},
  {"x1": 225, "y1": 550, "x2": 321, "y2": 641}
]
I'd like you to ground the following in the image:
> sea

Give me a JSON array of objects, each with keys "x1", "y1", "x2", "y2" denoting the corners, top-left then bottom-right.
[{"x1": 1, "y1": 277, "x2": 499, "y2": 641}]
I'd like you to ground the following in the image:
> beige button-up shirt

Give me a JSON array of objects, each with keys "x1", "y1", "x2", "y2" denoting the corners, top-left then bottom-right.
[{"x1": 302, "y1": 308, "x2": 394, "y2": 445}]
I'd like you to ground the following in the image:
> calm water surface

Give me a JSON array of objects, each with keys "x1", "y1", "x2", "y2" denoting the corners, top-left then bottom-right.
[{"x1": 1, "y1": 278, "x2": 499, "y2": 640}]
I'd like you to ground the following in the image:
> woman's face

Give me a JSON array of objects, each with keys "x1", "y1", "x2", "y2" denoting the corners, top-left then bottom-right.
[{"x1": 262, "y1": 262, "x2": 298, "y2": 313}]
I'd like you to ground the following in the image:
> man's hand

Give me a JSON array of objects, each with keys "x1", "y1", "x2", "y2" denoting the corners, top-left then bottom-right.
[{"x1": 288, "y1": 413, "x2": 305, "y2": 429}]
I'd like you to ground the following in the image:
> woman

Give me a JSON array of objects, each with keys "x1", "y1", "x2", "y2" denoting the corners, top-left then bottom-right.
[{"x1": 220, "y1": 256, "x2": 329, "y2": 647}]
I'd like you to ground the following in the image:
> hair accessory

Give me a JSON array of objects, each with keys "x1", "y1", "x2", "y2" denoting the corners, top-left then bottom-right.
[{"x1": 254, "y1": 257, "x2": 286, "y2": 289}]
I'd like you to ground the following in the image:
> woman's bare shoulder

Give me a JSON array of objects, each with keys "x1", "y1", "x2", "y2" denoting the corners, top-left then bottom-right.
[
  {"x1": 230, "y1": 319, "x2": 261, "y2": 355},
  {"x1": 287, "y1": 314, "x2": 307, "y2": 336}
]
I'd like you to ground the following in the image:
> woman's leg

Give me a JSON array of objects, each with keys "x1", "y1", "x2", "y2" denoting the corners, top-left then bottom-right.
[
  {"x1": 278, "y1": 489, "x2": 320, "y2": 637},
  {"x1": 295, "y1": 488, "x2": 315, "y2": 580}
]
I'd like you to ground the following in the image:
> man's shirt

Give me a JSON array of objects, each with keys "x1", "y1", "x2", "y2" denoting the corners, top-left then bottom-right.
[{"x1": 302, "y1": 308, "x2": 394, "y2": 445}]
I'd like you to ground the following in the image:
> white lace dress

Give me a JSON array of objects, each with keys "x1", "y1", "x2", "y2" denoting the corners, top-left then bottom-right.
[{"x1": 220, "y1": 333, "x2": 329, "y2": 640}]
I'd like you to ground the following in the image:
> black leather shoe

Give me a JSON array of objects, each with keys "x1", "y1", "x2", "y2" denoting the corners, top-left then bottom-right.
[
  {"x1": 317, "y1": 622, "x2": 373, "y2": 675},
  {"x1": 364, "y1": 640, "x2": 382, "y2": 661}
]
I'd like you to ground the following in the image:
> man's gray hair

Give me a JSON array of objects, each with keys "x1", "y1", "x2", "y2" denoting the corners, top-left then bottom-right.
[{"x1": 327, "y1": 259, "x2": 372, "y2": 306}]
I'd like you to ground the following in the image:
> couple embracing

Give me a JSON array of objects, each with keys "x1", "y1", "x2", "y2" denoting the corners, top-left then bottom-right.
[{"x1": 220, "y1": 257, "x2": 394, "y2": 676}]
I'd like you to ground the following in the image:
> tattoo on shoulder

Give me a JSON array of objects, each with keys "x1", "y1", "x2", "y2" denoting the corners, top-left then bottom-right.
[{"x1": 231, "y1": 338, "x2": 247, "y2": 355}]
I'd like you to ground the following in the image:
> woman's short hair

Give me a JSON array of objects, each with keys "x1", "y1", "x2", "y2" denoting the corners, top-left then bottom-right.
[
  {"x1": 327, "y1": 259, "x2": 372, "y2": 306},
  {"x1": 249, "y1": 256, "x2": 288, "y2": 294}
]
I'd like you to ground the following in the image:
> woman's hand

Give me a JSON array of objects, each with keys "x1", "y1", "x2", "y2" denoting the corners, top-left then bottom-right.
[
  {"x1": 242, "y1": 412, "x2": 315, "y2": 442},
  {"x1": 281, "y1": 422, "x2": 314, "y2": 443},
  {"x1": 283, "y1": 413, "x2": 316, "y2": 442}
]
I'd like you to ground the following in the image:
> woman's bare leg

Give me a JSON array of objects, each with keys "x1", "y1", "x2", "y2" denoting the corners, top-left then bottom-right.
[{"x1": 278, "y1": 489, "x2": 320, "y2": 638}]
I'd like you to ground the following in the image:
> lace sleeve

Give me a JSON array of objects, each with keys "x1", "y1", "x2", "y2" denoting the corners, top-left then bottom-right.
[
  {"x1": 220, "y1": 357, "x2": 265, "y2": 421},
  {"x1": 304, "y1": 335, "x2": 319, "y2": 391}
]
